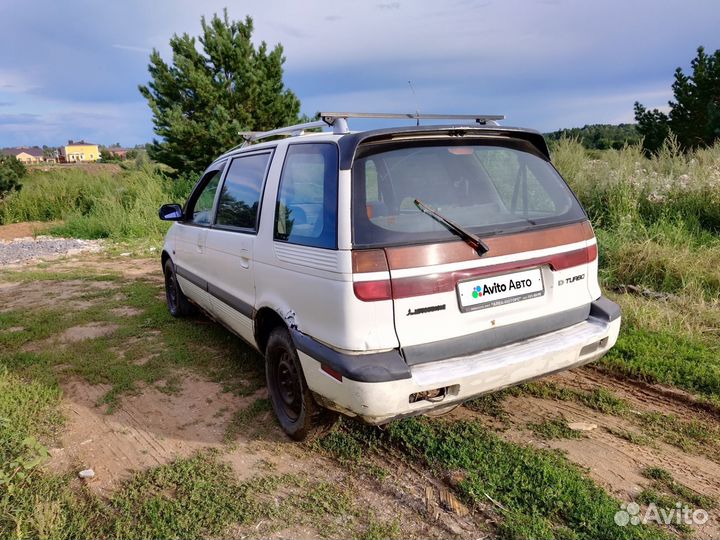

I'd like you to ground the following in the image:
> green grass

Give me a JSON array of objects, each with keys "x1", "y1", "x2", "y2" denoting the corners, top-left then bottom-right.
[
  {"x1": 527, "y1": 417, "x2": 584, "y2": 440},
  {"x1": 512, "y1": 381, "x2": 720, "y2": 458},
  {"x1": 2, "y1": 443, "x2": 409, "y2": 540},
  {"x1": 519, "y1": 382, "x2": 631, "y2": 415},
  {"x1": 635, "y1": 466, "x2": 715, "y2": 538},
  {"x1": 634, "y1": 411, "x2": 719, "y2": 456},
  {"x1": 601, "y1": 324, "x2": 720, "y2": 400},
  {"x1": 0, "y1": 274, "x2": 264, "y2": 412},
  {"x1": 356, "y1": 518, "x2": 402, "y2": 540},
  {"x1": 640, "y1": 465, "x2": 715, "y2": 510},
  {"x1": 313, "y1": 421, "x2": 390, "y2": 482},
  {"x1": 383, "y1": 418, "x2": 666, "y2": 540},
  {"x1": 315, "y1": 427, "x2": 369, "y2": 463},
  {"x1": 108, "y1": 451, "x2": 263, "y2": 539},
  {"x1": 0, "y1": 269, "x2": 121, "y2": 282},
  {"x1": 316, "y1": 418, "x2": 667, "y2": 539},
  {"x1": 224, "y1": 398, "x2": 272, "y2": 442},
  {"x1": 550, "y1": 138, "x2": 720, "y2": 407},
  {"x1": 0, "y1": 265, "x2": 269, "y2": 538},
  {"x1": 553, "y1": 138, "x2": 720, "y2": 301},
  {"x1": 0, "y1": 369, "x2": 62, "y2": 499},
  {"x1": 604, "y1": 427, "x2": 653, "y2": 447},
  {"x1": 2, "y1": 140, "x2": 720, "y2": 538},
  {"x1": 465, "y1": 391, "x2": 511, "y2": 420},
  {"x1": 0, "y1": 163, "x2": 194, "y2": 240}
]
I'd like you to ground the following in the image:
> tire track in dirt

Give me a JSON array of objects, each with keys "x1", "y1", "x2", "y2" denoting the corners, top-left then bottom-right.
[
  {"x1": 51, "y1": 375, "x2": 488, "y2": 538},
  {"x1": 565, "y1": 367, "x2": 720, "y2": 419},
  {"x1": 50, "y1": 376, "x2": 257, "y2": 496},
  {"x1": 450, "y1": 367, "x2": 720, "y2": 539}
]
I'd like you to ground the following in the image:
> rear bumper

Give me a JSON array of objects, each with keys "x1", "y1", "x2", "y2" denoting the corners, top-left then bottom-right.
[{"x1": 297, "y1": 298, "x2": 621, "y2": 424}]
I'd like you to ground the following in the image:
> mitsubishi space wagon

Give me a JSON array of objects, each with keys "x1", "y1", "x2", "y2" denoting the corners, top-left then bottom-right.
[{"x1": 159, "y1": 112, "x2": 621, "y2": 440}]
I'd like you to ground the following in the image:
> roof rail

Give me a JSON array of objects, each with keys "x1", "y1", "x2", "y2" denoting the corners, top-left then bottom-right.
[
  {"x1": 236, "y1": 120, "x2": 327, "y2": 149},
  {"x1": 319, "y1": 112, "x2": 505, "y2": 126},
  {"x1": 234, "y1": 112, "x2": 505, "y2": 149}
]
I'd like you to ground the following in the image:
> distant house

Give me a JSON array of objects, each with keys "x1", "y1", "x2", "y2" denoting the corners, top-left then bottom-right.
[
  {"x1": 59, "y1": 140, "x2": 100, "y2": 163},
  {"x1": 105, "y1": 145, "x2": 129, "y2": 159},
  {"x1": 1, "y1": 147, "x2": 45, "y2": 164}
]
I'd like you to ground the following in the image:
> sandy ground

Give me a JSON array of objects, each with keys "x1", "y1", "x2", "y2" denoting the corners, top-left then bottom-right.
[{"x1": 0, "y1": 221, "x2": 56, "y2": 241}]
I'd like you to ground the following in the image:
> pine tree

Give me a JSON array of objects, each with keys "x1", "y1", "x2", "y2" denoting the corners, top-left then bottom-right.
[
  {"x1": 0, "y1": 155, "x2": 25, "y2": 199},
  {"x1": 635, "y1": 46, "x2": 720, "y2": 153},
  {"x1": 139, "y1": 10, "x2": 301, "y2": 172},
  {"x1": 633, "y1": 103, "x2": 670, "y2": 154}
]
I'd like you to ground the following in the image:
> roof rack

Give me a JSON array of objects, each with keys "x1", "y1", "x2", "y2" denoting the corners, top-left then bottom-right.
[
  {"x1": 320, "y1": 111, "x2": 504, "y2": 126},
  {"x1": 235, "y1": 112, "x2": 505, "y2": 149}
]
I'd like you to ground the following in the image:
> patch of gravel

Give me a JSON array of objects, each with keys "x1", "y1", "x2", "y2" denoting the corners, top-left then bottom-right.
[{"x1": 0, "y1": 236, "x2": 104, "y2": 265}]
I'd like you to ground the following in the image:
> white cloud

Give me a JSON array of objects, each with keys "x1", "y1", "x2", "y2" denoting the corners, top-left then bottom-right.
[
  {"x1": 112, "y1": 44, "x2": 153, "y2": 54},
  {"x1": 0, "y1": 70, "x2": 40, "y2": 93},
  {"x1": 1, "y1": 98, "x2": 150, "y2": 146}
]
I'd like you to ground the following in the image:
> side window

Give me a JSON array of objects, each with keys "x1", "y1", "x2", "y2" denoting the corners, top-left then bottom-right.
[
  {"x1": 274, "y1": 144, "x2": 338, "y2": 249},
  {"x1": 215, "y1": 153, "x2": 271, "y2": 230},
  {"x1": 189, "y1": 169, "x2": 223, "y2": 225}
]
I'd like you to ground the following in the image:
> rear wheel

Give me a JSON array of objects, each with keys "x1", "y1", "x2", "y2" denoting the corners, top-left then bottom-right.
[
  {"x1": 163, "y1": 259, "x2": 195, "y2": 317},
  {"x1": 265, "y1": 327, "x2": 328, "y2": 440}
]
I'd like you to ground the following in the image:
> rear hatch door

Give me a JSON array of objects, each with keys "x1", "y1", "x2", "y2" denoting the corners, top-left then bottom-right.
[{"x1": 352, "y1": 138, "x2": 596, "y2": 364}]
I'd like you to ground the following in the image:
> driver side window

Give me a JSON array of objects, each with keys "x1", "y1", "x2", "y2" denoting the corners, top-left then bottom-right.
[{"x1": 189, "y1": 169, "x2": 224, "y2": 225}]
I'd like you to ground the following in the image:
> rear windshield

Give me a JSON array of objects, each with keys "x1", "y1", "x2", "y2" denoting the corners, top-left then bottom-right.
[{"x1": 351, "y1": 139, "x2": 585, "y2": 247}]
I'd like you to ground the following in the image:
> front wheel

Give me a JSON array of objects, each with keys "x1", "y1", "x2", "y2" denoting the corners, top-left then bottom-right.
[
  {"x1": 265, "y1": 327, "x2": 326, "y2": 440},
  {"x1": 163, "y1": 259, "x2": 195, "y2": 317}
]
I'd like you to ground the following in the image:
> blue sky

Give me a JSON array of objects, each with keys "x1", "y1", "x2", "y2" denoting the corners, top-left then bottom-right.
[{"x1": 1, "y1": 0, "x2": 718, "y2": 148}]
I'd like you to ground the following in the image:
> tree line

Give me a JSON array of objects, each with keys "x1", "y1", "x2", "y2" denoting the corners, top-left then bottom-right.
[{"x1": 544, "y1": 124, "x2": 641, "y2": 150}]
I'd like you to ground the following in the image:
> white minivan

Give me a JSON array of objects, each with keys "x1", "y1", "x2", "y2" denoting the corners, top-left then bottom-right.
[{"x1": 159, "y1": 113, "x2": 621, "y2": 440}]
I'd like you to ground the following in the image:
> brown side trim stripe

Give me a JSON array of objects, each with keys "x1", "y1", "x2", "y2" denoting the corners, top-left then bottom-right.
[{"x1": 384, "y1": 221, "x2": 594, "y2": 270}]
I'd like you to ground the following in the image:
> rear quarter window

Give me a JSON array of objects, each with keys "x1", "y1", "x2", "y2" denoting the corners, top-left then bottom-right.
[{"x1": 274, "y1": 143, "x2": 339, "y2": 249}]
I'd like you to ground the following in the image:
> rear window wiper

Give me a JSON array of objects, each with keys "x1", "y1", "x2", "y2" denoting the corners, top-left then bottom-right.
[{"x1": 414, "y1": 199, "x2": 490, "y2": 256}]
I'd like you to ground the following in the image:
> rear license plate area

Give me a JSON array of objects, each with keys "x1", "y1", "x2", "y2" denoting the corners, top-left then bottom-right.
[{"x1": 457, "y1": 267, "x2": 544, "y2": 312}]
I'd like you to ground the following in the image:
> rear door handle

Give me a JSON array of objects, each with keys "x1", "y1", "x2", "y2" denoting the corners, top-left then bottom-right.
[
  {"x1": 239, "y1": 249, "x2": 250, "y2": 269},
  {"x1": 196, "y1": 229, "x2": 208, "y2": 253}
]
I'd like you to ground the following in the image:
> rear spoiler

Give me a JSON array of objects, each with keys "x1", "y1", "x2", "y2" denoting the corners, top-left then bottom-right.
[{"x1": 337, "y1": 125, "x2": 550, "y2": 170}]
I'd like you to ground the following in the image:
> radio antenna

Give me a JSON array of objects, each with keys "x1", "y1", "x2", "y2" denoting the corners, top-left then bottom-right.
[{"x1": 408, "y1": 80, "x2": 420, "y2": 126}]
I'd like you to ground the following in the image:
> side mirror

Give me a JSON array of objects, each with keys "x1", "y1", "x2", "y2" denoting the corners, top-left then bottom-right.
[{"x1": 159, "y1": 203, "x2": 184, "y2": 221}]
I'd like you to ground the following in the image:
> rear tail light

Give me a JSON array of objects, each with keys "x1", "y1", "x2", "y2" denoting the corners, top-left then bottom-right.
[
  {"x1": 353, "y1": 280, "x2": 392, "y2": 301},
  {"x1": 550, "y1": 243, "x2": 597, "y2": 270},
  {"x1": 391, "y1": 243, "x2": 597, "y2": 299},
  {"x1": 352, "y1": 249, "x2": 388, "y2": 273},
  {"x1": 352, "y1": 249, "x2": 392, "y2": 301},
  {"x1": 352, "y1": 242, "x2": 597, "y2": 301}
]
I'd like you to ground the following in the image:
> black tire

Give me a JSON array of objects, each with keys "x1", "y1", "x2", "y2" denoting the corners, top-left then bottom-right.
[
  {"x1": 265, "y1": 327, "x2": 325, "y2": 441},
  {"x1": 163, "y1": 259, "x2": 195, "y2": 317}
]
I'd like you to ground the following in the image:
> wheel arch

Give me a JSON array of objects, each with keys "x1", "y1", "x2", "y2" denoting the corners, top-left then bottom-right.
[
  {"x1": 161, "y1": 249, "x2": 171, "y2": 271},
  {"x1": 254, "y1": 306, "x2": 289, "y2": 354}
]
